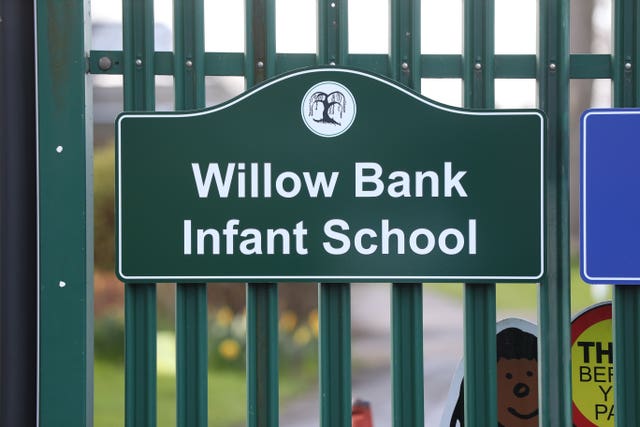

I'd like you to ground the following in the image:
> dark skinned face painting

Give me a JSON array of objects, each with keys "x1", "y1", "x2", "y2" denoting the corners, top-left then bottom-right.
[
  {"x1": 497, "y1": 358, "x2": 539, "y2": 426},
  {"x1": 442, "y1": 319, "x2": 539, "y2": 427}
]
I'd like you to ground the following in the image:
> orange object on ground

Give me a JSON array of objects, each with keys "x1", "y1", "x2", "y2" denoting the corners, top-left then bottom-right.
[{"x1": 352, "y1": 399, "x2": 373, "y2": 427}]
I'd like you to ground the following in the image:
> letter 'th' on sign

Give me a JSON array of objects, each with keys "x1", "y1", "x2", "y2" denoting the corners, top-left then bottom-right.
[
  {"x1": 116, "y1": 67, "x2": 545, "y2": 283},
  {"x1": 571, "y1": 302, "x2": 613, "y2": 427}
]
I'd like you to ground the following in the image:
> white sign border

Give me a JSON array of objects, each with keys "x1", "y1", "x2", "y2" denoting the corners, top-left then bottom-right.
[
  {"x1": 581, "y1": 109, "x2": 640, "y2": 284},
  {"x1": 116, "y1": 67, "x2": 546, "y2": 283}
]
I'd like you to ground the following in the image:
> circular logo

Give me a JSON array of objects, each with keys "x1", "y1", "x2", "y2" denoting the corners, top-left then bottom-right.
[{"x1": 301, "y1": 81, "x2": 356, "y2": 137}]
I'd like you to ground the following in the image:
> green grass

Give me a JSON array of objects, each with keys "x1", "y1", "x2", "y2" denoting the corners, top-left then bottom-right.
[
  {"x1": 427, "y1": 261, "x2": 612, "y2": 316},
  {"x1": 96, "y1": 264, "x2": 605, "y2": 425},
  {"x1": 94, "y1": 359, "x2": 313, "y2": 427}
]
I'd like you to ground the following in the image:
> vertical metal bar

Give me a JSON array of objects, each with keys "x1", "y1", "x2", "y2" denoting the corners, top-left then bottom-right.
[
  {"x1": 174, "y1": 0, "x2": 205, "y2": 110},
  {"x1": 1, "y1": 0, "x2": 37, "y2": 424},
  {"x1": 463, "y1": 0, "x2": 495, "y2": 109},
  {"x1": 389, "y1": 1, "x2": 423, "y2": 426},
  {"x1": 317, "y1": 0, "x2": 349, "y2": 65},
  {"x1": 246, "y1": 284, "x2": 279, "y2": 427},
  {"x1": 34, "y1": 0, "x2": 93, "y2": 425},
  {"x1": 176, "y1": 285, "x2": 208, "y2": 426},
  {"x1": 537, "y1": 1, "x2": 572, "y2": 425},
  {"x1": 390, "y1": 0, "x2": 421, "y2": 88},
  {"x1": 463, "y1": 286, "x2": 496, "y2": 427},
  {"x1": 34, "y1": 0, "x2": 93, "y2": 427},
  {"x1": 245, "y1": 0, "x2": 276, "y2": 85},
  {"x1": 319, "y1": 283, "x2": 351, "y2": 427},
  {"x1": 613, "y1": 0, "x2": 640, "y2": 106},
  {"x1": 613, "y1": 290, "x2": 640, "y2": 427},
  {"x1": 317, "y1": 3, "x2": 351, "y2": 427},
  {"x1": 613, "y1": 1, "x2": 640, "y2": 425},
  {"x1": 174, "y1": 0, "x2": 208, "y2": 426},
  {"x1": 245, "y1": 2, "x2": 279, "y2": 427},
  {"x1": 124, "y1": 286, "x2": 157, "y2": 426},
  {"x1": 123, "y1": 0, "x2": 155, "y2": 109},
  {"x1": 462, "y1": 1, "x2": 496, "y2": 426},
  {"x1": 122, "y1": 0, "x2": 158, "y2": 425},
  {"x1": 391, "y1": 284, "x2": 424, "y2": 427}
]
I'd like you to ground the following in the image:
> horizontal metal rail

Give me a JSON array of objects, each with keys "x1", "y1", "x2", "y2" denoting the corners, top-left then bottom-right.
[{"x1": 89, "y1": 51, "x2": 613, "y2": 79}]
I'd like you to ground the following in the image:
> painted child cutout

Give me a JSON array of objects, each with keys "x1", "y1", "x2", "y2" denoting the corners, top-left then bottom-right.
[{"x1": 442, "y1": 318, "x2": 539, "y2": 427}]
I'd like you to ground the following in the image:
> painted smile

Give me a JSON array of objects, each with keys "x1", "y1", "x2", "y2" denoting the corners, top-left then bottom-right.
[{"x1": 508, "y1": 407, "x2": 539, "y2": 420}]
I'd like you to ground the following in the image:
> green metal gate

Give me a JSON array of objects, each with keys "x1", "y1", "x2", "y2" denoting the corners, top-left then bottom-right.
[{"x1": 24, "y1": 0, "x2": 640, "y2": 426}]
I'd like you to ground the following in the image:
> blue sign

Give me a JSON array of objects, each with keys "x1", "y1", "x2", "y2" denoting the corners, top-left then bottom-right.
[{"x1": 581, "y1": 108, "x2": 640, "y2": 284}]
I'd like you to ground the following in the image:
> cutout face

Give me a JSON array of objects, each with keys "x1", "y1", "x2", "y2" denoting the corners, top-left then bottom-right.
[{"x1": 497, "y1": 358, "x2": 539, "y2": 427}]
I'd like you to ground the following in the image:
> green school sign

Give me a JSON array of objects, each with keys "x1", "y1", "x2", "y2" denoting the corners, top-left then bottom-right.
[{"x1": 116, "y1": 68, "x2": 545, "y2": 283}]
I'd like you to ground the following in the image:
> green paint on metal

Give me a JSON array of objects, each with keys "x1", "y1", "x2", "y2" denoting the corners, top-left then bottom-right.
[
  {"x1": 613, "y1": 287, "x2": 640, "y2": 426},
  {"x1": 173, "y1": 1, "x2": 208, "y2": 426},
  {"x1": 174, "y1": 0, "x2": 205, "y2": 110},
  {"x1": 36, "y1": 0, "x2": 93, "y2": 425},
  {"x1": 122, "y1": 0, "x2": 158, "y2": 424},
  {"x1": 570, "y1": 54, "x2": 612, "y2": 79},
  {"x1": 277, "y1": 53, "x2": 319, "y2": 74},
  {"x1": 35, "y1": 2, "x2": 609, "y2": 425},
  {"x1": 317, "y1": 7, "x2": 352, "y2": 427},
  {"x1": 537, "y1": 0, "x2": 572, "y2": 425},
  {"x1": 123, "y1": 0, "x2": 155, "y2": 109},
  {"x1": 462, "y1": 1, "x2": 497, "y2": 426},
  {"x1": 246, "y1": 283, "x2": 279, "y2": 427},
  {"x1": 89, "y1": 50, "x2": 623, "y2": 80},
  {"x1": 391, "y1": 283, "x2": 424, "y2": 427},
  {"x1": 613, "y1": 0, "x2": 640, "y2": 106},
  {"x1": 463, "y1": 0, "x2": 494, "y2": 109},
  {"x1": 318, "y1": 0, "x2": 348, "y2": 66},
  {"x1": 613, "y1": 1, "x2": 640, "y2": 426},
  {"x1": 494, "y1": 55, "x2": 537, "y2": 79},
  {"x1": 245, "y1": 0, "x2": 276, "y2": 86},
  {"x1": 115, "y1": 68, "x2": 545, "y2": 283},
  {"x1": 245, "y1": 3, "x2": 280, "y2": 427},
  {"x1": 176, "y1": 285, "x2": 208, "y2": 427},
  {"x1": 390, "y1": 3, "x2": 424, "y2": 425},
  {"x1": 390, "y1": 0, "x2": 421, "y2": 88},
  {"x1": 125, "y1": 285, "x2": 157, "y2": 427},
  {"x1": 319, "y1": 283, "x2": 351, "y2": 427},
  {"x1": 463, "y1": 284, "x2": 497, "y2": 427}
]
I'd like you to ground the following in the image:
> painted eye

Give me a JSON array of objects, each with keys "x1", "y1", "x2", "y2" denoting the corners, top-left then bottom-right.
[
  {"x1": 526, "y1": 371, "x2": 534, "y2": 377},
  {"x1": 506, "y1": 373, "x2": 513, "y2": 379}
]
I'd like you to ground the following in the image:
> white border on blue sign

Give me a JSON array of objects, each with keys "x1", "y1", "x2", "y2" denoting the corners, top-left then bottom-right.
[{"x1": 581, "y1": 108, "x2": 640, "y2": 284}]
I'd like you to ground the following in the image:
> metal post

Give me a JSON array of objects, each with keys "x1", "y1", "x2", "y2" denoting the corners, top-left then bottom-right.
[
  {"x1": 318, "y1": 0, "x2": 349, "y2": 66},
  {"x1": 390, "y1": 0, "x2": 421, "y2": 88},
  {"x1": 0, "y1": 0, "x2": 38, "y2": 425},
  {"x1": 319, "y1": 283, "x2": 351, "y2": 427},
  {"x1": 34, "y1": 0, "x2": 93, "y2": 425},
  {"x1": 122, "y1": 0, "x2": 158, "y2": 425},
  {"x1": 174, "y1": 0, "x2": 208, "y2": 425},
  {"x1": 176, "y1": 284, "x2": 208, "y2": 427},
  {"x1": 246, "y1": 283, "x2": 279, "y2": 427},
  {"x1": 317, "y1": 3, "x2": 352, "y2": 426},
  {"x1": 613, "y1": 1, "x2": 640, "y2": 425},
  {"x1": 245, "y1": 2, "x2": 279, "y2": 426},
  {"x1": 389, "y1": 1, "x2": 424, "y2": 426},
  {"x1": 462, "y1": 1, "x2": 497, "y2": 426},
  {"x1": 391, "y1": 284, "x2": 424, "y2": 427},
  {"x1": 537, "y1": 0, "x2": 572, "y2": 425}
]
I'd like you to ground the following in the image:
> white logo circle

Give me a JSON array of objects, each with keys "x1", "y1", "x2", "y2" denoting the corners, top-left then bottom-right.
[{"x1": 301, "y1": 81, "x2": 357, "y2": 138}]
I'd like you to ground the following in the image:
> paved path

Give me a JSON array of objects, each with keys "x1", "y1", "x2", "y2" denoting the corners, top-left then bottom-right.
[
  {"x1": 280, "y1": 284, "x2": 466, "y2": 427},
  {"x1": 279, "y1": 284, "x2": 538, "y2": 426}
]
